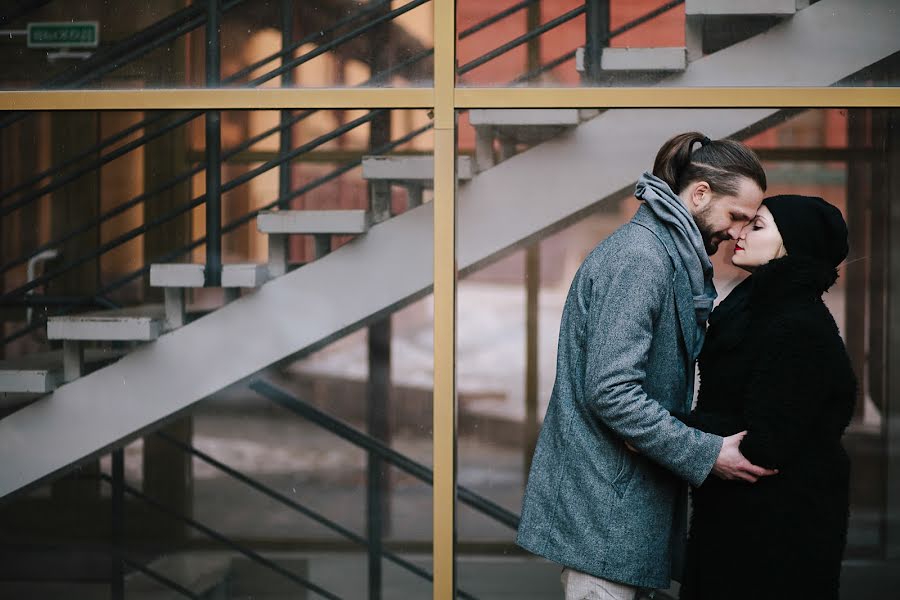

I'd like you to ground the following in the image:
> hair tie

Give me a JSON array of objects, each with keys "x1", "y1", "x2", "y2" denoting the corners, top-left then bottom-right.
[{"x1": 699, "y1": 136, "x2": 712, "y2": 147}]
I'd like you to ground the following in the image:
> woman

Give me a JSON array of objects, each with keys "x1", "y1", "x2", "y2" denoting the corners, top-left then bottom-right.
[{"x1": 678, "y1": 195, "x2": 857, "y2": 600}]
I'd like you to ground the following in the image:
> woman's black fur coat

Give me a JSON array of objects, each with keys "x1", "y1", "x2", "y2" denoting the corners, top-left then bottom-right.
[{"x1": 678, "y1": 255, "x2": 857, "y2": 600}]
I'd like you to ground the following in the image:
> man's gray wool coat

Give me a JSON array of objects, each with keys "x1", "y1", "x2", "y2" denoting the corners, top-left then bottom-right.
[{"x1": 516, "y1": 204, "x2": 723, "y2": 589}]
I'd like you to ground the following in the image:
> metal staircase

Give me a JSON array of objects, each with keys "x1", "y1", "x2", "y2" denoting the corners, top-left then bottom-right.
[{"x1": 2, "y1": 0, "x2": 898, "y2": 499}]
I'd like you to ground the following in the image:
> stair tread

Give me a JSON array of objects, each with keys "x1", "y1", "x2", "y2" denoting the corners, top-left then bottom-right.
[
  {"x1": 469, "y1": 108, "x2": 582, "y2": 127},
  {"x1": 601, "y1": 47, "x2": 688, "y2": 71},
  {"x1": 150, "y1": 263, "x2": 204, "y2": 287},
  {"x1": 47, "y1": 305, "x2": 167, "y2": 341},
  {"x1": 362, "y1": 155, "x2": 474, "y2": 181},
  {"x1": 151, "y1": 262, "x2": 270, "y2": 288},
  {"x1": 257, "y1": 209, "x2": 371, "y2": 234},
  {"x1": 220, "y1": 263, "x2": 269, "y2": 288},
  {"x1": 0, "y1": 349, "x2": 125, "y2": 393},
  {"x1": 686, "y1": 0, "x2": 799, "y2": 16}
]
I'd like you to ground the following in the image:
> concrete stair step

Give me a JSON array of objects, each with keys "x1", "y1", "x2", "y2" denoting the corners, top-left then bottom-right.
[
  {"x1": 150, "y1": 262, "x2": 204, "y2": 288},
  {"x1": 685, "y1": 0, "x2": 808, "y2": 60},
  {"x1": 220, "y1": 262, "x2": 268, "y2": 289},
  {"x1": 361, "y1": 155, "x2": 474, "y2": 184},
  {"x1": 576, "y1": 47, "x2": 688, "y2": 85},
  {"x1": 686, "y1": 0, "x2": 804, "y2": 16},
  {"x1": 125, "y1": 552, "x2": 231, "y2": 600},
  {"x1": 47, "y1": 305, "x2": 167, "y2": 342},
  {"x1": 150, "y1": 262, "x2": 269, "y2": 289},
  {"x1": 150, "y1": 263, "x2": 269, "y2": 327},
  {"x1": 0, "y1": 349, "x2": 124, "y2": 394},
  {"x1": 257, "y1": 209, "x2": 371, "y2": 235},
  {"x1": 468, "y1": 108, "x2": 582, "y2": 128},
  {"x1": 601, "y1": 47, "x2": 688, "y2": 72}
]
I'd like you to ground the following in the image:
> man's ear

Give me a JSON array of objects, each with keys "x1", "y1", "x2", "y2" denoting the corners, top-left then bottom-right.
[{"x1": 690, "y1": 181, "x2": 712, "y2": 210}]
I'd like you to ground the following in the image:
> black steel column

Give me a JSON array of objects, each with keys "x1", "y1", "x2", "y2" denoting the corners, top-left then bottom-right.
[
  {"x1": 845, "y1": 110, "x2": 870, "y2": 420},
  {"x1": 367, "y1": 318, "x2": 391, "y2": 600},
  {"x1": 279, "y1": 0, "x2": 294, "y2": 209},
  {"x1": 110, "y1": 448, "x2": 125, "y2": 600},
  {"x1": 885, "y1": 108, "x2": 900, "y2": 559},
  {"x1": 524, "y1": 0, "x2": 542, "y2": 480},
  {"x1": 367, "y1": 3, "x2": 393, "y2": 597},
  {"x1": 205, "y1": 0, "x2": 222, "y2": 286},
  {"x1": 584, "y1": 0, "x2": 609, "y2": 82}
]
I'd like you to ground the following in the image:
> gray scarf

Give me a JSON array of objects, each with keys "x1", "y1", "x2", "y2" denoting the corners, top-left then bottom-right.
[{"x1": 634, "y1": 172, "x2": 717, "y2": 353}]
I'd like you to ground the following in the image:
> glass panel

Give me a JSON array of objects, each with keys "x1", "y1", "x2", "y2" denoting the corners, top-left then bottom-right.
[
  {"x1": 455, "y1": 106, "x2": 898, "y2": 597},
  {"x1": 456, "y1": 0, "x2": 900, "y2": 87},
  {"x1": 0, "y1": 107, "x2": 434, "y2": 597},
  {"x1": 0, "y1": 0, "x2": 433, "y2": 90}
]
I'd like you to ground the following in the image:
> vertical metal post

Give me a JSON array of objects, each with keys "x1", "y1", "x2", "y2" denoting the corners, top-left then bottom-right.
[
  {"x1": 524, "y1": 247, "x2": 540, "y2": 479},
  {"x1": 279, "y1": 0, "x2": 294, "y2": 212},
  {"x1": 870, "y1": 109, "x2": 889, "y2": 419},
  {"x1": 524, "y1": 0, "x2": 542, "y2": 480},
  {"x1": 205, "y1": 0, "x2": 222, "y2": 286},
  {"x1": 526, "y1": 0, "x2": 541, "y2": 76},
  {"x1": 885, "y1": 108, "x2": 900, "y2": 559},
  {"x1": 367, "y1": 319, "x2": 391, "y2": 600},
  {"x1": 111, "y1": 448, "x2": 125, "y2": 600},
  {"x1": 845, "y1": 110, "x2": 870, "y2": 419},
  {"x1": 584, "y1": 0, "x2": 609, "y2": 82},
  {"x1": 432, "y1": 0, "x2": 457, "y2": 596},
  {"x1": 367, "y1": 3, "x2": 393, "y2": 598}
]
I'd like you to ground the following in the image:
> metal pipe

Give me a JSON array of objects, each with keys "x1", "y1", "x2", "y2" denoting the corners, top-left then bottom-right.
[
  {"x1": 366, "y1": 7, "x2": 395, "y2": 595},
  {"x1": 459, "y1": 0, "x2": 536, "y2": 40},
  {"x1": 279, "y1": 0, "x2": 294, "y2": 211},
  {"x1": 99, "y1": 474, "x2": 344, "y2": 600},
  {"x1": 584, "y1": 0, "x2": 610, "y2": 82},
  {"x1": 250, "y1": 379, "x2": 521, "y2": 530},
  {"x1": 205, "y1": 0, "x2": 222, "y2": 287},
  {"x1": 516, "y1": 48, "x2": 578, "y2": 83},
  {"x1": 110, "y1": 449, "x2": 124, "y2": 600},
  {"x1": 24, "y1": 249, "x2": 59, "y2": 325}
]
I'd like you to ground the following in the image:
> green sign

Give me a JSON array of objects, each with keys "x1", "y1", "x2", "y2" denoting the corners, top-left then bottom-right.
[{"x1": 27, "y1": 22, "x2": 99, "y2": 48}]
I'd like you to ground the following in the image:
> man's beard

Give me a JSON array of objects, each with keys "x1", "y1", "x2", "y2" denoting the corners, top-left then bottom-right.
[{"x1": 694, "y1": 207, "x2": 723, "y2": 256}]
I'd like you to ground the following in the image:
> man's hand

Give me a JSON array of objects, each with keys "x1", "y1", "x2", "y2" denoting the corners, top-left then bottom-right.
[{"x1": 711, "y1": 431, "x2": 778, "y2": 483}]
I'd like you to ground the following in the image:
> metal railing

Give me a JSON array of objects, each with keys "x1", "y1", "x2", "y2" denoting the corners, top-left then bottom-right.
[
  {"x1": 99, "y1": 473, "x2": 345, "y2": 600},
  {"x1": 0, "y1": 0, "x2": 684, "y2": 308},
  {"x1": 92, "y1": 377, "x2": 509, "y2": 599}
]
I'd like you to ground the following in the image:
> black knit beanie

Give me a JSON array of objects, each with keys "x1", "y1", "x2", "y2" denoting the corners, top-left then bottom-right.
[{"x1": 762, "y1": 194, "x2": 849, "y2": 268}]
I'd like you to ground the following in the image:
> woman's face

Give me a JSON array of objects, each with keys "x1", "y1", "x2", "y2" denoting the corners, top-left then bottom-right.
[{"x1": 731, "y1": 205, "x2": 786, "y2": 271}]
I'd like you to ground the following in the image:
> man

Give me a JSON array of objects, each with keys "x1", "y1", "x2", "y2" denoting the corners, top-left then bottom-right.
[{"x1": 517, "y1": 132, "x2": 776, "y2": 599}]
